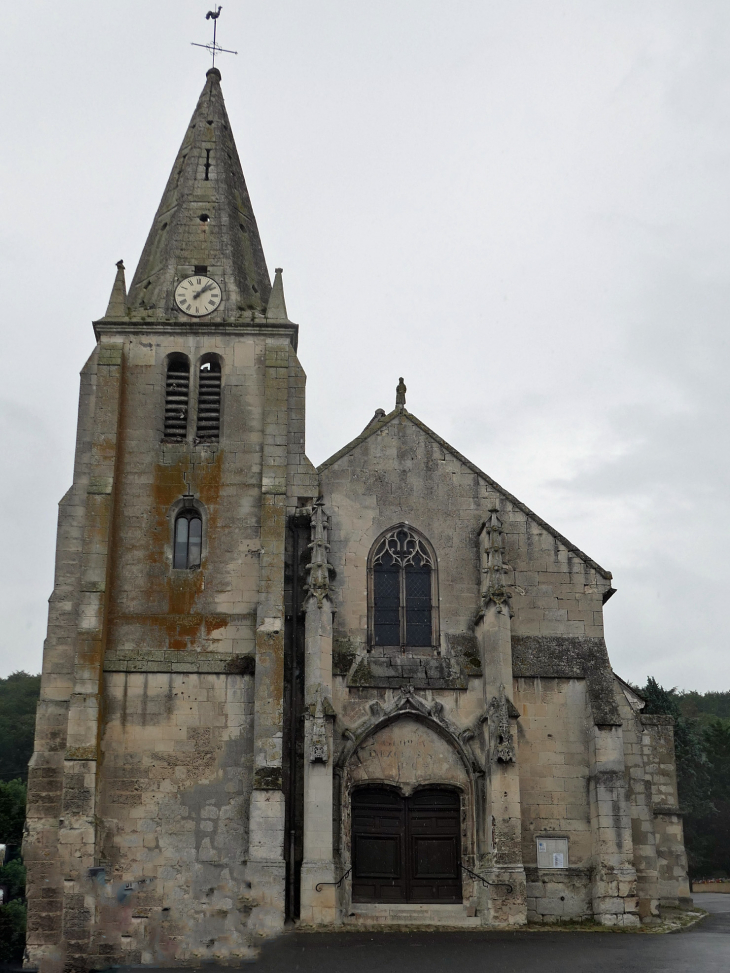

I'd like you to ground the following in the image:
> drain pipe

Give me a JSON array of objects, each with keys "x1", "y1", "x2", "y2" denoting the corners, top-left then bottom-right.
[{"x1": 285, "y1": 519, "x2": 302, "y2": 922}]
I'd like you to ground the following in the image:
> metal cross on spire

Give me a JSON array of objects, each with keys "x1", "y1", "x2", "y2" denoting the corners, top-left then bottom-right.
[{"x1": 191, "y1": 6, "x2": 238, "y2": 68}]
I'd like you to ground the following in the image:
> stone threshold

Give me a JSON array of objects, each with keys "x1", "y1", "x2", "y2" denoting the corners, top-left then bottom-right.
[{"x1": 343, "y1": 903, "x2": 481, "y2": 927}]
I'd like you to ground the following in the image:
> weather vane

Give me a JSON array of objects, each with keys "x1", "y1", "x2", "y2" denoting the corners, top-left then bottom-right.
[{"x1": 191, "y1": 7, "x2": 238, "y2": 68}]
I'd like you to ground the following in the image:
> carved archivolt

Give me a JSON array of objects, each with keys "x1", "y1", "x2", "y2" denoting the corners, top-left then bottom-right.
[{"x1": 337, "y1": 688, "x2": 484, "y2": 777}]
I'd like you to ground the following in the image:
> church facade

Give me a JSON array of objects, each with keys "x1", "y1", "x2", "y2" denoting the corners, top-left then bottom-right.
[{"x1": 25, "y1": 69, "x2": 690, "y2": 970}]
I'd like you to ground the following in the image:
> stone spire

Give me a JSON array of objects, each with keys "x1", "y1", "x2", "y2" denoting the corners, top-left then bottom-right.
[
  {"x1": 126, "y1": 68, "x2": 272, "y2": 321},
  {"x1": 266, "y1": 267, "x2": 290, "y2": 323},
  {"x1": 104, "y1": 260, "x2": 127, "y2": 318}
]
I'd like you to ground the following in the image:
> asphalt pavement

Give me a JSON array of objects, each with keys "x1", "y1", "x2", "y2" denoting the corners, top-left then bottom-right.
[
  {"x1": 108, "y1": 893, "x2": 730, "y2": 973},
  {"x1": 250, "y1": 894, "x2": 730, "y2": 973}
]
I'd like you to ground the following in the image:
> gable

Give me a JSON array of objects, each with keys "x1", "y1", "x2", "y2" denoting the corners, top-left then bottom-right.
[{"x1": 318, "y1": 408, "x2": 612, "y2": 581}]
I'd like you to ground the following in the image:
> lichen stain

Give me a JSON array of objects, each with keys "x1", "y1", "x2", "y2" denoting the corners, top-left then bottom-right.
[{"x1": 111, "y1": 450, "x2": 225, "y2": 652}]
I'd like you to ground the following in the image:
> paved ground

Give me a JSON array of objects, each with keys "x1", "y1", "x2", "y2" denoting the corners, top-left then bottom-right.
[
  {"x1": 249, "y1": 894, "x2": 730, "y2": 973},
  {"x1": 108, "y1": 894, "x2": 729, "y2": 973}
]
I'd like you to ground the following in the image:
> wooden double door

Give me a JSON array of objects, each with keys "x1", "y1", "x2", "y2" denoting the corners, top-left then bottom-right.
[{"x1": 351, "y1": 787, "x2": 462, "y2": 903}]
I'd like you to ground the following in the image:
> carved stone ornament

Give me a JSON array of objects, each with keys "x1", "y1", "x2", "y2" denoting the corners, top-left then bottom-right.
[
  {"x1": 304, "y1": 498, "x2": 334, "y2": 608},
  {"x1": 478, "y1": 508, "x2": 513, "y2": 618},
  {"x1": 309, "y1": 690, "x2": 330, "y2": 764},
  {"x1": 489, "y1": 684, "x2": 516, "y2": 764},
  {"x1": 371, "y1": 527, "x2": 433, "y2": 570},
  {"x1": 338, "y1": 688, "x2": 484, "y2": 776}
]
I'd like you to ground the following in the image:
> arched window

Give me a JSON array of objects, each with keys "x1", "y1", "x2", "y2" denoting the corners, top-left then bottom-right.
[
  {"x1": 173, "y1": 509, "x2": 202, "y2": 569},
  {"x1": 163, "y1": 357, "x2": 190, "y2": 441},
  {"x1": 369, "y1": 526, "x2": 438, "y2": 648},
  {"x1": 196, "y1": 358, "x2": 222, "y2": 441}
]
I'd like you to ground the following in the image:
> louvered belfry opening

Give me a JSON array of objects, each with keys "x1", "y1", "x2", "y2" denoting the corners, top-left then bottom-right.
[
  {"x1": 196, "y1": 359, "x2": 222, "y2": 441},
  {"x1": 163, "y1": 358, "x2": 190, "y2": 441}
]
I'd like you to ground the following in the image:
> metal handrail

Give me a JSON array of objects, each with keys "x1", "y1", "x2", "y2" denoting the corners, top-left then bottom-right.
[
  {"x1": 460, "y1": 861, "x2": 513, "y2": 893},
  {"x1": 315, "y1": 866, "x2": 352, "y2": 892}
]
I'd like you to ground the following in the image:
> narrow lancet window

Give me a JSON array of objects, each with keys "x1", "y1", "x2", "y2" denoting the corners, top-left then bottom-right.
[
  {"x1": 174, "y1": 510, "x2": 202, "y2": 569},
  {"x1": 196, "y1": 359, "x2": 222, "y2": 441},
  {"x1": 163, "y1": 358, "x2": 190, "y2": 441},
  {"x1": 370, "y1": 526, "x2": 437, "y2": 648}
]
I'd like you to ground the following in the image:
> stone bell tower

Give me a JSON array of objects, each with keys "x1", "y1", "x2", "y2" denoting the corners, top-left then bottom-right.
[{"x1": 24, "y1": 68, "x2": 317, "y2": 970}]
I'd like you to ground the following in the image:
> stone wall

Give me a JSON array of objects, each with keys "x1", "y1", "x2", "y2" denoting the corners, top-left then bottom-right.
[
  {"x1": 513, "y1": 677, "x2": 592, "y2": 874},
  {"x1": 641, "y1": 715, "x2": 691, "y2": 906},
  {"x1": 95, "y1": 672, "x2": 254, "y2": 964}
]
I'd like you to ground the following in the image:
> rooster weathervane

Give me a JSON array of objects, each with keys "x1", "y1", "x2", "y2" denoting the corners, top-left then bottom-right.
[{"x1": 191, "y1": 7, "x2": 238, "y2": 68}]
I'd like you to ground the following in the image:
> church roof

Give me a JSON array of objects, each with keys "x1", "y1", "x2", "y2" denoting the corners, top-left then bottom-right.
[
  {"x1": 318, "y1": 407, "x2": 612, "y2": 580},
  {"x1": 124, "y1": 68, "x2": 271, "y2": 320}
]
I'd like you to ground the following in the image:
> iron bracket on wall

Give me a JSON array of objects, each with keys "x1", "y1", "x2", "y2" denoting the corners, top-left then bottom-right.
[
  {"x1": 315, "y1": 866, "x2": 352, "y2": 892},
  {"x1": 460, "y1": 861, "x2": 513, "y2": 893}
]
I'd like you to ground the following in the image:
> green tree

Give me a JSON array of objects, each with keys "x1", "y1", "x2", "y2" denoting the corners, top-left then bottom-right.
[
  {"x1": 678, "y1": 690, "x2": 730, "y2": 722},
  {"x1": 0, "y1": 779, "x2": 26, "y2": 859},
  {"x1": 0, "y1": 900, "x2": 26, "y2": 964},
  {"x1": 700, "y1": 720, "x2": 730, "y2": 876},
  {"x1": 0, "y1": 672, "x2": 40, "y2": 784},
  {"x1": 0, "y1": 779, "x2": 28, "y2": 963}
]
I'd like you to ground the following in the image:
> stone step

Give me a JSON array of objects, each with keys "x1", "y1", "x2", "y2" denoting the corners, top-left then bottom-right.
[{"x1": 346, "y1": 903, "x2": 482, "y2": 926}]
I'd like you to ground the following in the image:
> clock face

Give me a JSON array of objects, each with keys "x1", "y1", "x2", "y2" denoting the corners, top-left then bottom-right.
[{"x1": 174, "y1": 275, "x2": 222, "y2": 316}]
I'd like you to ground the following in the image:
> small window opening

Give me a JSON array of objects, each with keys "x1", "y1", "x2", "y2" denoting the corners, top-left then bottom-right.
[
  {"x1": 240, "y1": 223, "x2": 247, "y2": 233},
  {"x1": 199, "y1": 213, "x2": 210, "y2": 223},
  {"x1": 196, "y1": 359, "x2": 221, "y2": 442},
  {"x1": 194, "y1": 265, "x2": 208, "y2": 275},
  {"x1": 174, "y1": 509, "x2": 202, "y2": 569},
  {"x1": 204, "y1": 149, "x2": 212, "y2": 180},
  {"x1": 207, "y1": 119, "x2": 214, "y2": 125},
  {"x1": 163, "y1": 359, "x2": 190, "y2": 441},
  {"x1": 161, "y1": 222, "x2": 168, "y2": 231}
]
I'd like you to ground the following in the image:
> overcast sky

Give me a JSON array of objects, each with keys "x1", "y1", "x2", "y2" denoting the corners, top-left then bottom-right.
[{"x1": 1, "y1": 1, "x2": 728, "y2": 691}]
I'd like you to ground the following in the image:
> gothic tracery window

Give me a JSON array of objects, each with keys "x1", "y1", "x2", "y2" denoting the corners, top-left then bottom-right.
[{"x1": 369, "y1": 526, "x2": 438, "y2": 648}]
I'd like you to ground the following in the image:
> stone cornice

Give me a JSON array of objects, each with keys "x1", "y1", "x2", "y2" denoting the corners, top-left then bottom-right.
[{"x1": 93, "y1": 318, "x2": 299, "y2": 349}]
